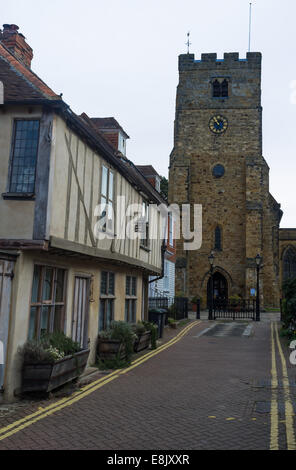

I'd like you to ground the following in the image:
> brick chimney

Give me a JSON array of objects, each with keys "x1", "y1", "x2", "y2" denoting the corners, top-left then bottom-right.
[{"x1": 1, "y1": 24, "x2": 33, "y2": 68}]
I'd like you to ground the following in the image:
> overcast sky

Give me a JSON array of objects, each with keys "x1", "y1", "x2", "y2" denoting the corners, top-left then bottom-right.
[{"x1": 3, "y1": 0, "x2": 296, "y2": 227}]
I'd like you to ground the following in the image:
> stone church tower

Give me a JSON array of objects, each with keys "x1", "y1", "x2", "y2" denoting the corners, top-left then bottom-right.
[{"x1": 169, "y1": 52, "x2": 283, "y2": 309}]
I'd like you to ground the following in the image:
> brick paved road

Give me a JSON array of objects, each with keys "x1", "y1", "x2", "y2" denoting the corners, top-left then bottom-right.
[{"x1": 0, "y1": 319, "x2": 294, "y2": 450}]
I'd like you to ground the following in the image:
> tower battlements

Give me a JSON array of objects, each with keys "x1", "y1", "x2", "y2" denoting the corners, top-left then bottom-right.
[{"x1": 179, "y1": 52, "x2": 261, "y2": 71}]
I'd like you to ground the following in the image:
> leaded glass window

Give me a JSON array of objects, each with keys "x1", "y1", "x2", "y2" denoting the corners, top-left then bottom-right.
[
  {"x1": 9, "y1": 120, "x2": 40, "y2": 193},
  {"x1": 125, "y1": 275, "x2": 137, "y2": 323},
  {"x1": 283, "y1": 248, "x2": 296, "y2": 281},
  {"x1": 28, "y1": 265, "x2": 66, "y2": 340},
  {"x1": 99, "y1": 272, "x2": 115, "y2": 331}
]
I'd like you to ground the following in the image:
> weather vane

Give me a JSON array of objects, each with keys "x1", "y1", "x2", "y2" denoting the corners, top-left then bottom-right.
[{"x1": 186, "y1": 32, "x2": 191, "y2": 54}]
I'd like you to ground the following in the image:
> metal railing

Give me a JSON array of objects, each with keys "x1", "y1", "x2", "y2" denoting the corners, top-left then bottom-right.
[
  {"x1": 148, "y1": 293, "x2": 189, "y2": 320},
  {"x1": 213, "y1": 299, "x2": 256, "y2": 321}
]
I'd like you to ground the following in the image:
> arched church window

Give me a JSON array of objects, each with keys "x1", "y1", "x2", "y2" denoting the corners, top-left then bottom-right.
[
  {"x1": 283, "y1": 247, "x2": 296, "y2": 281},
  {"x1": 221, "y1": 79, "x2": 228, "y2": 97},
  {"x1": 212, "y1": 79, "x2": 229, "y2": 98},
  {"x1": 215, "y1": 226, "x2": 222, "y2": 251},
  {"x1": 212, "y1": 80, "x2": 221, "y2": 98}
]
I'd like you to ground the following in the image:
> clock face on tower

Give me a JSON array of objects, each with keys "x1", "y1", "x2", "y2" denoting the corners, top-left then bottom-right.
[{"x1": 209, "y1": 115, "x2": 228, "y2": 134}]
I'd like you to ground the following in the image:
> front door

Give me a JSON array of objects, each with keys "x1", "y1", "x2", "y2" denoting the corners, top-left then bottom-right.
[
  {"x1": 0, "y1": 260, "x2": 14, "y2": 389},
  {"x1": 72, "y1": 276, "x2": 90, "y2": 349},
  {"x1": 207, "y1": 272, "x2": 228, "y2": 307}
]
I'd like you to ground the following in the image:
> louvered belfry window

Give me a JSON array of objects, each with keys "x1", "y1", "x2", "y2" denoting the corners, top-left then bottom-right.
[
  {"x1": 212, "y1": 80, "x2": 221, "y2": 98},
  {"x1": 212, "y1": 79, "x2": 228, "y2": 98},
  {"x1": 221, "y1": 79, "x2": 228, "y2": 97}
]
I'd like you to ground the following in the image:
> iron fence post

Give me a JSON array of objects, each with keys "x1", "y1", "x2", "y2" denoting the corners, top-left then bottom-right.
[
  {"x1": 209, "y1": 265, "x2": 214, "y2": 320},
  {"x1": 256, "y1": 264, "x2": 260, "y2": 322}
]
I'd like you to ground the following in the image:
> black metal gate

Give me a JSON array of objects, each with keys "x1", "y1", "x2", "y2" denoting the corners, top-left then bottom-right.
[
  {"x1": 174, "y1": 297, "x2": 188, "y2": 320},
  {"x1": 212, "y1": 299, "x2": 256, "y2": 321}
]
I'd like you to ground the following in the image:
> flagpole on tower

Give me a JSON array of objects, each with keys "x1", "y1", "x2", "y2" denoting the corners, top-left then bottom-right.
[
  {"x1": 186, "y1": 32, "x2": 191, "y2": 54},
  {"x1": 248, "y1": 3, "x2": 252, "y2": 52}
]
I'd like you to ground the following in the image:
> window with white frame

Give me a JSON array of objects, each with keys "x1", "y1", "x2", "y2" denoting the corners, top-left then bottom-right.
[
  {"x1": 140, "y1": 201, "x2": 149, "y2": 248},
  {"x1": 99, "y1": 271, "x2": 115, "y2": 330},
  {"x1": 28, "y1": 265, "x2": 66, "y2": 340},
  {"x1": 164, "y1": 260, "x2": 169, "y2": 291},
  {"x1": 125, "y1": 275, "x2": 137, "y2": 323},
  {"x1": 168, "y1": 212, "x2": 173, "y2": 247},
  {"x1": 100, "y1": 165, "x2": 114, "y2": 233}
]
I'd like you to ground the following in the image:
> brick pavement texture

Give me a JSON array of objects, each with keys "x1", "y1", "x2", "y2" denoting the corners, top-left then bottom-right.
[{"x1": 0, "y1": 319, "x2": 293, "y2": 450}]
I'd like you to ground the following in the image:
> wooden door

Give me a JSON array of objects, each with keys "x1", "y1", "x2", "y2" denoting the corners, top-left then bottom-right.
[{"x1": 0, "y1": 260, "x2": 14, "y2": 389}]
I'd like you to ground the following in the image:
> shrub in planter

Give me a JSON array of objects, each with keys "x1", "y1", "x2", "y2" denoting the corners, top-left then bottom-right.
[
  {"x1": 142, "y1": 321, "x2": 158, "y2": 350},
  {"x1": 133, "y1": 322, "x2": 152, "y2": 352},
  {"x1": 97, "y1": 321, "x2": 137, "y2": 364},
  {"x1": 19, "y1": 332, "x2": 89, "y2": 393},
  {"x1": 168, "y1": 317, "x2": 178, "y2": 329},
  {"x1": 228, "y1": 295, "x2": 242, "y2": 311}
]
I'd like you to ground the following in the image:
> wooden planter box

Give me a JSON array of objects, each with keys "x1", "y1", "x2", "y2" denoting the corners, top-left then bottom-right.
[
  {"x1": 97, "y1": 339, "x2": 126, "y2": 360},
  {"x1": 22, "y1": 349, "x2": 90, "y2": 393},
  {"x1": 134, "y1": 331, "x2": 151, "y2": 353}
]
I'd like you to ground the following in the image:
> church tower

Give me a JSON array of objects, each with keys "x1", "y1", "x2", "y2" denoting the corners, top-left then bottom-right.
[{"x1": 169, "y1": 52, "x2": 282, "y2": 309}]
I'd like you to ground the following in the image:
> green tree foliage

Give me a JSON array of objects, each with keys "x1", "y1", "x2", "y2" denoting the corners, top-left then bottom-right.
[
  {"x1": 160, "y1": 176, "x2": 168, "y2": 200},
  {"x1": 282, "y1": 278, "x2": 296, "y2": 332}
]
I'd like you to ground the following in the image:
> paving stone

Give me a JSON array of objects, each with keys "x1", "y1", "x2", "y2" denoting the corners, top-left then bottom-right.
[{"x1": 0, "y1": 320, "x2": 294, "y2": 450}]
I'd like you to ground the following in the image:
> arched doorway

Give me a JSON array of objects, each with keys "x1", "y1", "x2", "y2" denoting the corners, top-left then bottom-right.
[{"x1": 207, "y1": 272, "x2": 228, "y2": 307}]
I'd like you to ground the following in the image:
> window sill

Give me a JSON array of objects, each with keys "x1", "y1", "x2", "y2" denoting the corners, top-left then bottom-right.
[
  {"x1": 2, "y1": 192, "x2": 35, "y2": 201},
  {"x1": 140, "y1": 244, "x2": 151, "y2": 253}
]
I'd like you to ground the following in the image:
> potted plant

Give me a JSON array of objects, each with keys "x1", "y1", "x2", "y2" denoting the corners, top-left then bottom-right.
[
  {"x1": 143, "y1": 321, "x2": 158, "y2": 350},
  {"x1": 167, "y1": 317, "x2": 178, "y2": 329},
  {"x1": 229, "y1": 295, "x2": 242, "y2": 312},
  {"x1": 133, "y1": 322, "x2": 152, "y2": 352},
  {"x1": 97, "y1": 321, "x2": 136, "y2": 364},
  {"x1": 19, "y1": 331, "x2": 90, "y2": 393}
]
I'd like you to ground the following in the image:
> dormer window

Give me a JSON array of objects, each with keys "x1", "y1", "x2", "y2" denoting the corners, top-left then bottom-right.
[{"x1": 212, "y1": 79, "x2": 229, "y2": 98}]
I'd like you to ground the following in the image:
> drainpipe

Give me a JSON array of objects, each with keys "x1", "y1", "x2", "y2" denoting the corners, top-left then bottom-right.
[{"x1": 149, "y1": 240, "x2": 167, "y2": 284}]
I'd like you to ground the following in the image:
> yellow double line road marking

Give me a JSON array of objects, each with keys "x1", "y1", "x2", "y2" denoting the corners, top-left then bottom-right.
[
  {"x1": 0, "y1": 320, "x2": 200, "y2": 442},
  {"x1": 270, "y1": 322, "x2": 296, "y2": 450}
]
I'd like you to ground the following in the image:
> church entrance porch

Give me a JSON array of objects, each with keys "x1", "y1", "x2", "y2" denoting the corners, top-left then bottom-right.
[
  {"x1": 207, "y1": 271, "x2": 256, "y2": 321},
  {"x1": 207, "y1": 271, "x2": 228, "y2": 308}
]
